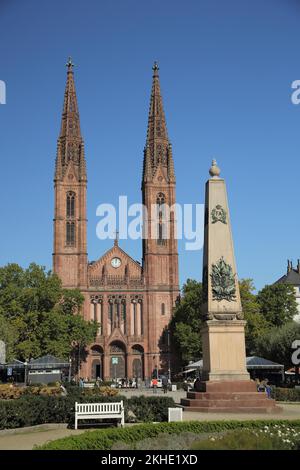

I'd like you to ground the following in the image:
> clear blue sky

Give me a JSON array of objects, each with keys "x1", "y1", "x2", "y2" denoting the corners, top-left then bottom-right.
[{"x1": 0, "y1": 0, "x2": 299, "y2": 291}]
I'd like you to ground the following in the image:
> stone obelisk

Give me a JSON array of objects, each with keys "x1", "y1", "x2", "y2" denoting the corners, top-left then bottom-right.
[
  {"x1": 201, "y1": 159, "x2": 249, "y2": 381},
  {"x1": 181, "y1": 160, "x2": 278, "y2": 412}
]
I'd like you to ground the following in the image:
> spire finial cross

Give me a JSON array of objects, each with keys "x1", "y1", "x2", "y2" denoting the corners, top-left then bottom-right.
[
  {"x1": 114, "y1": 230, "x2": 119, "y2": 246},
  {"x1": 152, "y1": 61, "x2": 159, "y2": 74},
  {"x1": 66, "y1": 56, "x2": 75, "y2": 70}
]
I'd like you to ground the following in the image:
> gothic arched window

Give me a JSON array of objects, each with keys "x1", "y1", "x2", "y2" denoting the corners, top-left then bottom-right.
[{"x1": 66, "y1": 191, "x2": 76, "y2": 218}]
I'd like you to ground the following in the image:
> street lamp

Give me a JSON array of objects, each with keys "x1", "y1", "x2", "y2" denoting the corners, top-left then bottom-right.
[
  {"x1": 24, "y1": 360, "x2": 28, "y2": 386},
  {"x1": 68, "y1": 357, "x2": 72, "y2": 383},
  {"x1": 77, "y1": 342, "x2": 81, "y2": 382},
  {"x1": 167, "y1": 329, "x2": 171, "y2": 383}
]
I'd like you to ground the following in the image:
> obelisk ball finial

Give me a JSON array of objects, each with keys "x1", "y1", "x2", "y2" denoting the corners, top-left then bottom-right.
[{"x1": 209, "y1": 159, "x2": 221, "y2": 178}]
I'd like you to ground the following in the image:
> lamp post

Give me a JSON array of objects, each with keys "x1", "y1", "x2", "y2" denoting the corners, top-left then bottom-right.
[
  {"x1": 77, "y1": 342, "x2": 81, "y2": 382},
  {"x1": 24, "y1": 360, "x2": 28, "y2": 386},
  {"x1": 68, "y1": 357, "x2": 72, "y2": 383},
  {"x1": 167, "y1": 328, "x2": 171, "y2": 383}
]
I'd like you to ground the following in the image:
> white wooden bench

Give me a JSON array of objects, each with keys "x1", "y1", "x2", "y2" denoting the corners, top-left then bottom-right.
[{"x1": 75, "y1": 401, "x2": 125, "y2": 429}]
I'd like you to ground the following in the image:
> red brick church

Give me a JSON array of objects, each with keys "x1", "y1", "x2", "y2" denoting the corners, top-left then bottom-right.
[{"x1": 52, "y1": 60, "x2": 180, "y2": 380}]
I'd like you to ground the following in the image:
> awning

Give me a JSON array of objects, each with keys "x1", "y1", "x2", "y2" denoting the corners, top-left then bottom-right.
[
  {"x1": 181, "y1": 368, "x2": 197, "y2": 374},
  {"x1": 184, "y1": 356, "x2": 284, "y2": 372}
]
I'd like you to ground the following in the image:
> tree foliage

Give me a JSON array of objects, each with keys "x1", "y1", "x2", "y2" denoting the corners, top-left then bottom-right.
[
  {"x1": 239, "y1": 279, "x2": 269, "y2": 354},
  {"x1": 255, "y1": 322, "x2": 300, "y2": 367},
  {"x1": 0, "y1": 263, "x2": 97, "y2": 361},
  {"x1": 170, "y1": 277, "x2": 300, "y2": 369},
  {"x1": 257, "y1": 283, "x2": 298, "y2": 327},
  {"x1": 170, "y1": 279, "x2": 203, "y2": 365}
]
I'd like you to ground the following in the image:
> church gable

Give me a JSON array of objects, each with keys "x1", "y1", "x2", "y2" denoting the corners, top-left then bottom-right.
[{"x1": 88, "y1": 244, "x2": 143, "y2": 287}]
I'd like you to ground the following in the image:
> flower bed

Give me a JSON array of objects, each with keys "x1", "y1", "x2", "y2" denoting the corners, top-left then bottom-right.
[{"x1": 36, "y1": 420, "x2": 300, "y2": 450}]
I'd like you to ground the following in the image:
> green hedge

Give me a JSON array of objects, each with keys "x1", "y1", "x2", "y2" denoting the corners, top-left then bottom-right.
[
  {"x1": 271, "y1": 387, "x2": 300, "y2": 402},
  {"x1": 0, "y1": 395, "x2": 174, "y2": 430},
  {"x1": 36, "y1": 419, "x2": 300, "y2": 450}
]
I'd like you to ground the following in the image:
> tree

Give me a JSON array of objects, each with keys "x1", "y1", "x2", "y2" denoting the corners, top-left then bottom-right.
[
  {"x1": 0, "y1": 263, "x2": 97, "y2": 361},
  {"x1": 0, "y1": 315, "x2": 18, "y2": 361},
  {"x1": 170, "y1": 279, "x2": 203, "y2": 366},
  {"x1": 239, "y1": 279, "x2": 269, "y2": 354},
  {"x1": 257, "y1": 283, "x2": 298, "y2": 327},
  {"x1": 255, "y1": 321, "x2": 300, "y2": 367}
]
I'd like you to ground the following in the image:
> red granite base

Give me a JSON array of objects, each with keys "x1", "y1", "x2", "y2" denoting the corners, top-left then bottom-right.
[{"x1": 181, "y1": 381, "x2": 281, "y2": 413}]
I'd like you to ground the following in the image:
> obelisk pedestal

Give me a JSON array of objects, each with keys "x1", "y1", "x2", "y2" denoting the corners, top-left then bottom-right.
[
  {"x1": 181, "y1": 161, "x2": 279, "y2": 413},
  {"x1": 202, "y1": 320, "x2": 250, "y2": 382}
]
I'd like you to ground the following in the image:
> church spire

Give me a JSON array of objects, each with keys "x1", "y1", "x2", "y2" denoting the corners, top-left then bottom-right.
[
  {"x1": 142, "y1": 62, "x2": 175, "y2": 183},
  {"x1": 55, "y1": 57, "x2": 86, "y2": 181}
]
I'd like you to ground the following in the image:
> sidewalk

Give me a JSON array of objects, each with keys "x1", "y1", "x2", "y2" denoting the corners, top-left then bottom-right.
[
  {"x1": 0, "y1": 425, "x2": 85, "y2": 450},
  {"x1": 182, "y1": 403, "x2": 300, "y2": 422}
]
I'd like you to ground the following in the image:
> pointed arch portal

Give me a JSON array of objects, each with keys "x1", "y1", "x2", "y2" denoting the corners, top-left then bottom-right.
[{"x1": 109, "y1": 341, "x2": 126, "y2": 379}]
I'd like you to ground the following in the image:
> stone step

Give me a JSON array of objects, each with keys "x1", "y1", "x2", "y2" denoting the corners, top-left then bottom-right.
[
  {"x1": 181, "y1": 398, "x2": 275, "y2": 408},
  {"x1": 186, "y1": 391, "x2": 267, "y2": 401},
  {"x1": 183, "y1": 406, "x2": 279, "y2": 414},
  {"x1": 196, "y1": 381, "x2": 257, "y2": 393}
]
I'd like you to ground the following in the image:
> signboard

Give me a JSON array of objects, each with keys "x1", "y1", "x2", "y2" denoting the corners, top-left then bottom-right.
[
  {"x1": 112, "y1": 357, "x2": 118, "y2": 365},
  {"x1": 168, "y1": 408, "x2": 182, "y2": 423}
]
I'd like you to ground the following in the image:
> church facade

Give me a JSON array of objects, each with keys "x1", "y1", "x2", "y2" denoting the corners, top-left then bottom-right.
[{"x1": 52, "y1": 60, "x2": 180, "y2": 380}]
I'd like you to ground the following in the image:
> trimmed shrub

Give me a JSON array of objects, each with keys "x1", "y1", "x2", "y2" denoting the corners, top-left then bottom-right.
[
  {"x1": 36, "y1": 420, "x2": 300, "y2": 450},
  {"x1": 271, "y1": 387, "x2": 300, "y2": 402},
  {"x1": 0, "y1": 395, "x2": 175, "y2": 430},
  {"x1": 127, "y1": 396, "x2": 175, "y2": 422}
]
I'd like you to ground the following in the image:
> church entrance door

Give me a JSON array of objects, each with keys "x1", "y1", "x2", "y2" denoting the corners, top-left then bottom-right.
[
  {"x1": 90, "y1": 345, "x2": 104, "y2": 380},
  {"x1": 109, "y1": 341, "x2": 126, "y2": 379}
]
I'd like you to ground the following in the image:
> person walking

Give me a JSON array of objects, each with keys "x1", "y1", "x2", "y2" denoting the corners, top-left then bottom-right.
[{"x1": 162, "y1": 375, "x2": 168, "y2": 394}]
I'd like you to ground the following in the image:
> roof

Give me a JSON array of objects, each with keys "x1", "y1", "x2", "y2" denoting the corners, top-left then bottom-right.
[
  {"x1": 274, "y1": 269, "x2": 300, "y2": 286},
  {"x1": 185, "y1": 356, "x2": 283, "y2": 371},
  {"x1": 246, "y1": 356, "x2": 283, "y2": 369},
  {"x1": 0, "y1": 359, "x2": 25, "y2": 370},
  {"x1": 29, "y1": 355, "x2": 69, "y2": 369},
  {"x1": 0, "y1": 355, "x2": 70, "y2": 370}
]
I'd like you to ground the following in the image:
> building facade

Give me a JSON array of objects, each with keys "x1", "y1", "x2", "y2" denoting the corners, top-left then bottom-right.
[
  {"x1": 274, "y1": 260, "x2": 300, "y2": 323},
  {"x1": 53, "y1": 60, "x2": 180, "y2": 380}
]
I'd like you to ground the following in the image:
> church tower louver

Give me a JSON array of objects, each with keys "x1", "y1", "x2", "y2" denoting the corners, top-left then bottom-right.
[
  {"x1": 53, "y1": 58, "x2": 88, "y2": 289},
  {"x1": 52, "y1": 61, "x2": 179, "y2": 381}
]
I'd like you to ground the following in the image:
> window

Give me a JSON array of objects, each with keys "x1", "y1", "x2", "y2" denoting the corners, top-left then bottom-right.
[
  {"x1": 66, "y1": 191, "x2": 75, "y2": 218},
  {"x1": 161, "y1": 303, "x2": 165, "y2": 316},
  {"x1": 66, "y1": 221, "x2": 75, "y2": 246}
]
